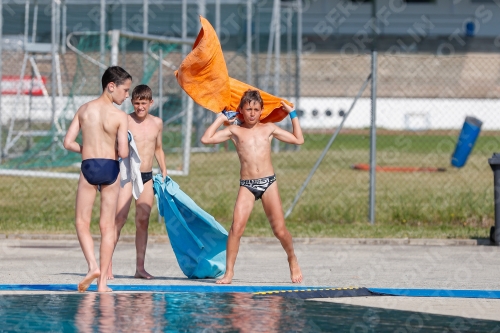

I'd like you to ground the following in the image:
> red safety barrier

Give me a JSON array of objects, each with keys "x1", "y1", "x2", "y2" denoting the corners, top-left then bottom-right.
[{"x1": 1, "y1": 76, "x2": 47, "y2": 96}]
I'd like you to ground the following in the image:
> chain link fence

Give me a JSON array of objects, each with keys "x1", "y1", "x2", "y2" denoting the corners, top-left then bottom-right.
[{"x1": 1, "y1": 1, "x2": 499, "y2": 237}]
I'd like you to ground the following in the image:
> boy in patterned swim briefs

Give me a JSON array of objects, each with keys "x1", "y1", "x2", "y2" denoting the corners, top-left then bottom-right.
[{"x1": 201, "y1": 89, "x2": 304, "y2": 284}]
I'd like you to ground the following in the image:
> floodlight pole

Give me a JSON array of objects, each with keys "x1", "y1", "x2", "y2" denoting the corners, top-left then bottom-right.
[{"x1": 369, "y1": 0, "x2": 378, "y2": 225}]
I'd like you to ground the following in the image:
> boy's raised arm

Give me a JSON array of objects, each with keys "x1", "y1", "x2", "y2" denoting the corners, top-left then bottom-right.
[
  {"x1": 117, "y1": 113, "x2": 129, "y2": 159},
  {"x1": 63, "y1": 111, "x2": 83, "y2": 154},
  {"x1": 154, "y1": 118, "x2": 168, "y2": 178},
  {"x1": 201, "y1": 114, "x2": 233, "y2": 145},
  {"x1": 272, "y1": 101, "x2": 304, "y2": 145}
]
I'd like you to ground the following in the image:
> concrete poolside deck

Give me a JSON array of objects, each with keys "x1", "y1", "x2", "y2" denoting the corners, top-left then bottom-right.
[{"x1": 1, "y1": 235, "x2": 500, "y2": 322}]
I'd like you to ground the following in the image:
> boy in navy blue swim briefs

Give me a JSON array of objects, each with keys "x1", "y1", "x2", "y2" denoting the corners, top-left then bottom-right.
[{"x1": 64, "y1": 66, "x2": 131, "y2": 293}]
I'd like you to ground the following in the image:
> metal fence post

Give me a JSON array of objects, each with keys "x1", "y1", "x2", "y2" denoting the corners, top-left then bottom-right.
[
  {"x1": 246, "y1": 0, "x2": 252, "y2": 85},
  {"x1": 369, "y1": 50, "x2": 377, "y2": 225},
  {"x1": 0, "y1": 0, "x2": 3, "y2": 163},
  {"x1": 369, "y1": 0, "x2": 378, "y2": 225},
  {"x1": 100, "y1": 0, "x2": 105, "y2": 75},
  {"x1": 51, "y1": 0, "x2": 57, "y2": 128},
  {"x1": 143, "y1": 0, "x2": 148, "y2": 75}
]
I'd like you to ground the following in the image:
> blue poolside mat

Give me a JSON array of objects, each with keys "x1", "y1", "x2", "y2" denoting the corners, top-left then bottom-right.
[
  {"x1": 1, "y1": 284, "x2": 500, "y2": 299},
  {"x1": 153, "y1": 175, "x2": 228, "y2": 279},
  {"x1": 0, "y1": 284, "x2": 323, "y2": 293}
]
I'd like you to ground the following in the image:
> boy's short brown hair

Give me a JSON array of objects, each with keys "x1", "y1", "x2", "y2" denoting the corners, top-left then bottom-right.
[
  {"x1": 238, "y1": 90, "x2": 264, "y2": 110},
  {"x1": 101, "y1": 66, "x2": 132, "y2": 91},
  {"x1": 131, "y1": 84, "x2": 153, "y2": 101}
]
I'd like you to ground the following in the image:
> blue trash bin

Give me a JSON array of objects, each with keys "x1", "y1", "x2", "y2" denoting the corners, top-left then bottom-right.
[
  {"x1": 451, "y1": 116, "x2": 482, "y2": 168},
  {"x1": 465, "y1": 21, "x2": 475, "y2": 37}
]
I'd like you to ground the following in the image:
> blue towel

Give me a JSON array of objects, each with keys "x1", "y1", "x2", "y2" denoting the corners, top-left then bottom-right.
[{"x1": 153, "y1": 175, "x2": 228, "y2": 279}]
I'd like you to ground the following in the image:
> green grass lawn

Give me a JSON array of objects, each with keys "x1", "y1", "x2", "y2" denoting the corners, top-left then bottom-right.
[{"x1": 0, "y1": 131, "x2": 497, "y2": 239}]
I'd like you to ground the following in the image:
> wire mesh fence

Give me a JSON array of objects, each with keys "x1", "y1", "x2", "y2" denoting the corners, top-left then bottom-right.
[{"x1": 1, "y1": 1, "x2": 499, "y2": 237}]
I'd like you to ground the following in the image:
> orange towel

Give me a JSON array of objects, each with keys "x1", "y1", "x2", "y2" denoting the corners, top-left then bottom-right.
[{"x1": 175, "y1": 16, "x2": 291, "y2": 123}]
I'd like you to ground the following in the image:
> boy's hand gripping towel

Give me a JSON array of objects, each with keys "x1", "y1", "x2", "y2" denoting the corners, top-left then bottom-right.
[
  {"x1": 153, "y1": 175, "x2": 228, "y2": 279},
  {"x1": 175, "y1": 16, "x2": 293, "y2": 124}
]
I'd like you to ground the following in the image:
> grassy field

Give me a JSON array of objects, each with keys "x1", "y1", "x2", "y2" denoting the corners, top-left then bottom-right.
[{"x1": 0, "y1": 131, "x2": 497, "y2": 238}]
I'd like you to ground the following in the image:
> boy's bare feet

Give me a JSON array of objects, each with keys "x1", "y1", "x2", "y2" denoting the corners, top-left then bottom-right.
[
  {"x1": 216, "y1": 271, "x2": 234, "y2": 284},
  {"x1": 289, "y1": 257, "x2": 303, "y2": 283},
  {"x1": 78, "y1": 269, "x2": 100, "y2": 292},
  {"x1": 134, "y1": 269, "x2": 154, "y2": 279},
  {"x1": 97, "y1": 285, "x2": 113, "y2": 293}
]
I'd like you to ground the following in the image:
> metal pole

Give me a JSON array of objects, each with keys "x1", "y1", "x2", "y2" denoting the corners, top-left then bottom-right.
[
  {"x1": 369, "y1": 0, "x2": 378, "y2": 224},
  {"x1": 143, "y1": 0, "x2": 148, "y2": 74},
  {"x1": 61, "y1": 0, "x2": 66, "y2": 54},
  {"x1": 198, "y1": 0, "x2": 206, "y2": 20},
  {"x1": 263, "y1": 0, "x2": 278, "y2": 92},
  {"x1": 181, "y1": 0, "x2": 191, "y2": 175},
  {"x1": 24, "y1": 1, "x2": 29, "y2": 47},
  {"x1": 215, "y1": 0, "x2": 220, "y2": 37},
  {"x1": 272, "y1": 0, "x2": 280, "y2": 153},
  {"x1": 55, "y1": 0, "x2": 60, "y2": 53},
  {"x1": 121, "y1": 4, "x2": 126, "y2": 68},
  {"x1": 296, "y1": 0, "x2": 302, "y2": 110},
  {"x1": 369, "y1": 51, "x2": 377, "y2": 225},
  {"x1": 158, "y1": 48, "x2": 163, "y2": 122},
  {"x1": 100, "y1": 0, "x2": 106, "y2": 74},
  {"x1": 255, "y1": 11, "x2": 259, "y2": 87},
  {"x1": 110, "y1": 30, "x2": 119, "y2": 66},
  {"x1": 195, "y1": 0, "x2": 206, "y2": 148},
  {"x1": 0, "y1": 0, "x2": 3, "y2": 163},
  {"x1": 32, "y1": 1, "x2": 38, "y2": 42},
  {"x1": 285, "y1": 74, "x2": 372, "y2": 219},
  {"x1": 51, "y1": 0, "x2": 57, "y2": 128},
  {"x1": 286, "y1": 6, "x2": 291, "y2": 99},
  {"x1": 158, "y1": 46, "x2": 163, "y2": 224},
  {"x1": 246, "y1": 0, "x2": 252, "y2": 85}
]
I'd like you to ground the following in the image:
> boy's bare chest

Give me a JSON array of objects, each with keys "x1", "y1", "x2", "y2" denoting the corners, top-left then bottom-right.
[
  {"x1": 235, "y1": 132, "x2": 271, "y2": 151},
  {"x1": 129, "y1": 121, "x2": 157, "y2": 144}
]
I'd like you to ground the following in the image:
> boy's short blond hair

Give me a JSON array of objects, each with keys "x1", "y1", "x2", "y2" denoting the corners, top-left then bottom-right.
[
  {"x1": 132, "y1": 84, "x2": 153, "y2": 101},
  {"x1": 238, "y1": 90, "x2": 264, "y2": 110}
]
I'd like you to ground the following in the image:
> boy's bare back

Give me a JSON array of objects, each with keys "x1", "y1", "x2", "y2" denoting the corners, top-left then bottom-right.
[
  {"x1": 128, "y1": 114, "x2": 163, "y2": 172},
  {"x1": 78, "y1": 100, "x2": 128, "y2": 160}
]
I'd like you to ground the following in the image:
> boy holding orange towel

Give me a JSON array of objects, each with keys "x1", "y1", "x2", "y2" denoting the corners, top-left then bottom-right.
[{"x1": 201, "y1": 90, "x2": 304, "y2": 284}]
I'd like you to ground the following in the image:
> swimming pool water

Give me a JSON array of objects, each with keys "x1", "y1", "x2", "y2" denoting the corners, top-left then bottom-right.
[{"x1": 1, "y1": 293, "x2": 499, "y2": 332}]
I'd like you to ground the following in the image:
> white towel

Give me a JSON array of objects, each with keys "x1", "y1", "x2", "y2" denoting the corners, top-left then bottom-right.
[{"x1": 119, "y1": 130, "x2": 143, "y2": 199}]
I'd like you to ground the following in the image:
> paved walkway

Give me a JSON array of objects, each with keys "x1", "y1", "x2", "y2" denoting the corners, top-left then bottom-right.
[{"x1": 1, "y1": 236, "x2": 500, "y2": 322}]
